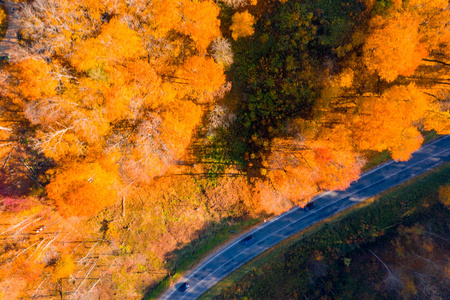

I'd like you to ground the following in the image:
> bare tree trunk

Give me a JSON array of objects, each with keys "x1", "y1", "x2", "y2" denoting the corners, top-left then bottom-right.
[
  {"x1": 74, "y1": 258, "x2": 99, "y2": 295},
  {"x1": 369, "y1": 250, "x2": 394, "y2": 277},
  {"x1": 32, "y1": 274, "x2": 50, "y2": 299},
  {"x1": 122, "y1": 197, "x2": 125, "y2": 218}
]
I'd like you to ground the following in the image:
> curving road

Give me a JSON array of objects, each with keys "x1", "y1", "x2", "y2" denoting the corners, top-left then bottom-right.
[{"x1": 159, "y1": 135, "x2": 450, "y2": 300}]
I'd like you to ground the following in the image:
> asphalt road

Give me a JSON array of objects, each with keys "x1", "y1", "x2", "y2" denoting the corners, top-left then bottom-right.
[{"x1": 160, "y1": 135, "x2": 450, "y2": 300}]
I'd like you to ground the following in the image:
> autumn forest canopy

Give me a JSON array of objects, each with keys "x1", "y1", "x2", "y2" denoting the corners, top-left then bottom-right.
[{"x1": 0, "y1": 0, "x2": 449, "y2": 298}]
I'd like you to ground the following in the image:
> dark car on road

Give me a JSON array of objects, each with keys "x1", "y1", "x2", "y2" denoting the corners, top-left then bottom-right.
[
  {"x1": 241, "y1": 235, "x2": 255, "y2": 246},
  {"x1": 303, "y1": 201, "x2": 316, "y2": 212},
  {"x1": 179, "y1": 282, "x2": 190, "y2": 292}
]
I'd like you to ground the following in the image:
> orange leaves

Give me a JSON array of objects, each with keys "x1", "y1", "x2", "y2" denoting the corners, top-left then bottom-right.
[
  {"x1": 363, "y1": 13, "x2": 427, "y2": 82},
  {"x1": 0, "y1": 6, "x2": 5, "y2": 26},
  {"x1": 305, "y1": 132, "x2": 365, "y2": 191},
  {"x1": 121, "y1": 100, "x2": 202, "y2": 183},
  {"x1": 101, "y1": 61, "x2": 163, "y2": 122},
  {"x1": 422, "y1": 92, "x2": 450, "y2": 135},
  {"x1": 389, "y1": 127, "x2": 424, "y2": 161},
  {"x1": 423, "y1": 110, "x2": 450, "y2": 135},
  {"x1": 97, "y1": 18, "x2": 144, "y2": 62},
  {"x1": 180, "y1": 0, "x2": 221, "y2": 52},
  {"x1": 160, "y1": 101, "x2": 203, "y2": 157},
  {"x1": 178, "y1": 55, "x2": 226, "y2": 103},
  {"x1": 71, "y1": 18, "x2": 144, "y2": 72},
  {"x1": 266, "y1": 157, "x2": 318, "y2": 204},
  {"x1": 257, "y1": 179, "x2": 297, "y2": 215},
  {"x1": 439, "y1": 185, "x2": 450, "y2": 208},
  {"x1": 9, "y1": 256, "x2": 45, "y2": 284},
  {"x1": 149, "y1": 0, "x2": 222, "y2": 53},
  {"x1": 12, "y1": 0, "x2": 225, "y2": 185},
  {"x1": 150, "y1": 0, "x2": 182, "y2": 38},
  {"x1": 52, "y1": 253, "x2": 75, "y2": 281},
  {"x1": 230, "y1": 11, "x2": 256, "y2": 40},
  {"x1": 264, "y1": 121, "x2": 365, "y2": 210},
  {"x1": 352, "y1": 84, "x2": 429, "y2": 161},
  {"x1": 408, "y1": 0, "x2": 449, "y2": 11},
  {"x1": 47, "y1": 161, "x2": 119, "y2": 217},
  {"x1": 12, "y1": 59, "x2": 59, "y2": 101},
  {"x1": 80, "y1": 0, "x2": 108, "y2": 21}
]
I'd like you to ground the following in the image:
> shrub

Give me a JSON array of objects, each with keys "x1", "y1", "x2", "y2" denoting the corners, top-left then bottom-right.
[
  {"x1": 211, "y1": 37, "x2": 234, "y2": 67},
  {"x1": 230, "y1": 11, "x2": 255, "y2": 40}
]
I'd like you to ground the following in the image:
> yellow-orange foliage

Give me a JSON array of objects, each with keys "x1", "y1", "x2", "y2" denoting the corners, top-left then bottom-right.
[
  {"x1": 230, "y1": 11, "x2": 256, "y2": 40},
  {"x1": 265, "y1": 122, "x2": 365, "y2": 209},
  {"x1": 71, "y1": 18, "x2": 144, "y2": 72},
  {"x1": 101, "y1": 61, "x2": 163, "y2": 122},
  {"x1": 47, "y1": 161, "x2": 118, "y2": 217},
  {"x1": 377, "y1": 0, "x2": 450, "y2": 58},
  {"x1": 353, "y1": 84, "x2": 429, "y2": 161},
  {"x1": 121, "y1": 100, "x2": 202, "y2": 183},
  {"x1": 52, "y1": 253, "x2": 75, "y2": 281},
  {"x1": 363, "y1": 13, "x2": 428, "y2": 82},
  {"x1": 424, "y1": 110, "x2": 450, "y2": 135},
  {"x1": 439, "y1": 185, "x2": 450, "y2": 207},
  {"x1": 178, "y1": 55, "x2": 226, "y2": 102},
  {"x1": 160, "y1": 101, "x2": 203, "y2": 157},
  {"x1": 258, "y1": 180, "x2": 297, "y2": 215},
  {"x1": 150, "y1": 0, "x2": 182, "y2": 38},
  {"x1": 390, "y1": 127, "x2": 424, "y2": 162},
  {"x1": 312, "y1": 136, "x2": 365, "y2": 190},
  {"x1": 126, "y1": 101, "x2": 202, "y2": 183},
  {"x1": 181, "y1": 0, "x2": 221, "y2": 52},
  {"x1": 9, "y1": 257, "x2": 45, "y2": 285},
  {"x1": 12, "y1": 59, "x2": 59, "y2": 100}
]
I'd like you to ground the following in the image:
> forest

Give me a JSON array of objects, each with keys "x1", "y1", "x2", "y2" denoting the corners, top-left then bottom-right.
[{"x1": 0, "y1": 0, "x2": 449, "y2": 298}]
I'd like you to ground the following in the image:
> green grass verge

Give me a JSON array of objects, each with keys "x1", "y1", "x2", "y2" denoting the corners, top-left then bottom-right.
[
  {"x1": 201, "y1": 162, "x2": 450, "y2": 299},
  {"x1": 144, "y1": 217, "x2": 263, "y2": 300}
]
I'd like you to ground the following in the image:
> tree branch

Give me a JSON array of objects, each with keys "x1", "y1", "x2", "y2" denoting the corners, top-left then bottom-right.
[{"x1": 422, "y1": 58, "x2": 450, "y2": 66}]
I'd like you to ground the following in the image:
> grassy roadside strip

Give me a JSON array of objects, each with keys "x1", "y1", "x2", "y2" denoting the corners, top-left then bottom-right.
[
  {"x1": 144, "y1": 217, "x2": 264, "y2": 299},
  {"x1": 200, "y1": 162, "x2": 450, "y2": 299}
]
